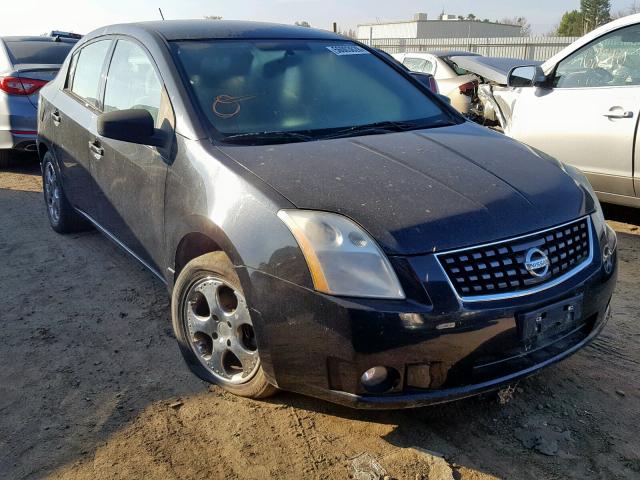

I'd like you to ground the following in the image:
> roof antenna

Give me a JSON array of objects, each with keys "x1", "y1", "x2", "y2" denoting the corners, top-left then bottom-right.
[{"x1": 158, "y1": 7, "x2": 165, "y2": 20}]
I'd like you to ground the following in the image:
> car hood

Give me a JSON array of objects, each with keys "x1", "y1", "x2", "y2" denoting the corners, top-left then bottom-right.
[
  {"x1": 218, "y1": 122, "x2": 594, "y2": 255},
  {"x1": 449, "y1": 56, "x2": 543, "y2": 84}
]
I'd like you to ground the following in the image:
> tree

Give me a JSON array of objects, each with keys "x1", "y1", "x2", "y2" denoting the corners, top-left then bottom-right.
[
  {"x1": 612, "y1": 1, "x2": 640, "y2": 19},
  {"x1": 556, "y1": 10, "x2": 584, "y2": 36},
  {"x1": 295, "y1": 21, "x2": 311, "y2": 28},
  {"x1": 580, "y1": 0, "x2": 611, "y2": 32},
  {"x1": 204, "y1": 15, "x2": 223, "y2": 20},
  {"x1": 466, "y1": 13, "x2": 477, "y2": 21},
  {"x1": 500, "y1": 16, "x2": 532, "y2": 36}
]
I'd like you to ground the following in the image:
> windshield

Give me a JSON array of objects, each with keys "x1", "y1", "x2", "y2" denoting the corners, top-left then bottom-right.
[
  {"x1": 5, "y1": 40, "x2": 75, "y2": 65},
  {"x1": 171, "y1": 39, "x2": 455, "y2": 144}
]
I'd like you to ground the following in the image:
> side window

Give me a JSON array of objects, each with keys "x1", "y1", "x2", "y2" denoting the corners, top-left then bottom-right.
[
  {"x1": 103, "y1": 40, "x2": 163, "y2": 126},
  {"x1": 554, "y1": 24, "x2": 640, "y2": 88},
  {"x1": 69, "y1": 40, "x2": 112, "y2": 108},
  {"x1": 402, "y1": 57, "x2": 426, "y2": 72},
  {"x1": 403, "y1": 57, "x2": 434, "y2": 74},
  {"x1": 421, "y1": 59, "x2": 435, "y2": 74}
]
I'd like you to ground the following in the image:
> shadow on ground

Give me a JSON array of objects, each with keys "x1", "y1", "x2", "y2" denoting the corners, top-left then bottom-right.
[{"x1": 0, "y1": 163, "x2": 638, "y2": 480}]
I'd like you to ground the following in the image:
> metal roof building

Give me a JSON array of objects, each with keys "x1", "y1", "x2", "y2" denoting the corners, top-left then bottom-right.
[{"x1": 357, "y1": 13, "x2": 523, "y2": 41}]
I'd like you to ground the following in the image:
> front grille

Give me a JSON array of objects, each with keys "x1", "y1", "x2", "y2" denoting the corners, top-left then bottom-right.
[{"x1": 437, "y1": 217, "x2": 592, "y2": 300}]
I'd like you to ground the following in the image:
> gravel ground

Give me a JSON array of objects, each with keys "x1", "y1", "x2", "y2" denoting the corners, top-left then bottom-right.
[{"x1": 1, "y1": 158, "x2": 638, "y2": 480}]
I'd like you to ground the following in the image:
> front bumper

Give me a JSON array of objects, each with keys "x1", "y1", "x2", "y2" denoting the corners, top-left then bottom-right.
[{"x1": 242, "y1": 221, "x2": 617, "y2": 409}]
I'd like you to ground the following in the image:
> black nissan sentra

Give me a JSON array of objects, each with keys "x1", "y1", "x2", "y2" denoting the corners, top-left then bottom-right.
[{"x1": 37, "y1": 20, "x2": 618, "y2": 408}]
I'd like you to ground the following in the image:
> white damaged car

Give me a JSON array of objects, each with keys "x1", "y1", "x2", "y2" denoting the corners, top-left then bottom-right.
[{"x1": 468, "y1": 14, "x2": 640, "y2": 208}]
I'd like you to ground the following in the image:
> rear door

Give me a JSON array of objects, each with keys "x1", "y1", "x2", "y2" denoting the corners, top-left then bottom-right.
[
  {"x1": 508, "y1": 23, "x2": 640, "y2": 198},
  {"x1": 53, "y1": 39, "x2": 113, "y2": 214},
  {"x1": 91, "y1": 38, "x2": 174, "y2": 271}
]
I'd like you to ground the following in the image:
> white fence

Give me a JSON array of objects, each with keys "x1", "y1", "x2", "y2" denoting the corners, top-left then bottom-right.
[{"x1": 360, "y1": 36, "x2": 579, "y2": 61}]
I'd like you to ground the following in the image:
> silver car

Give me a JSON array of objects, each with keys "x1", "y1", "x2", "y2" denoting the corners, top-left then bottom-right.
[
  {"x1": 482, "y1": 14, "x2": 640, "y2": 208},
  {"x1": 0, "y1": 36, "x2": 77, "y2": 167}
]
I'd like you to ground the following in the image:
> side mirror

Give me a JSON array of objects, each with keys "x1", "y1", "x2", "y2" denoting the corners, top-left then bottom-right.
[
  {"x1": 97, "y1": 109, "x2": 165, "y2": 147},
  {"x1": 507, "y1": 65, "x2": 546, "y2": 88}
]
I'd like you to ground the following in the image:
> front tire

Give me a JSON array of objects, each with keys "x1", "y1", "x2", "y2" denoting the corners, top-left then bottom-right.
[
  {"x1": 42, "y1": 151, "x2": 88, "y2": 233},
  {"x1": 171, "y1": 252, "x2": 277, "y2": 399}
]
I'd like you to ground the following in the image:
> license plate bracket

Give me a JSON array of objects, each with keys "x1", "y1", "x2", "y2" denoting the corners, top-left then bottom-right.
[{"x1": 518, "y1": 295, "x2": 583, "y2": 343}]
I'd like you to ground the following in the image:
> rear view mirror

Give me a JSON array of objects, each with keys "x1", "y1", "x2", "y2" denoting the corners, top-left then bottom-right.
[
  {"x1": 507, "y1": 65, "x2": 546, "y2": 88},
  {"x1": 97, "y1": 109, "x2": 165, "y2": 147}
]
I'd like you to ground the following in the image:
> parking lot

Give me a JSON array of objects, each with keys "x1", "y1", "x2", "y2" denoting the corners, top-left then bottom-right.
[{"x1": 0, "y1": 158, "x2": 637, "y2": 480}]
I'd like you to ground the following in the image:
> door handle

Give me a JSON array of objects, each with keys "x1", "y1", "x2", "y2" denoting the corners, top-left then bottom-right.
[
  {"x1": 88, "y1": 140, "x2": 104, "y2": 158},
  {"x1": 603, "y1": 110, "x2": 634, "y2": 119},
  {"x1": 51, "y1": 110, "x2": 61, "y2": 124}
]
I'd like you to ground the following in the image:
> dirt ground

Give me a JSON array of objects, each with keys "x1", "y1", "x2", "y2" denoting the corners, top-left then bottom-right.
[{"x1": 1, "y1": 158, "x2": 638, "y2": 480}]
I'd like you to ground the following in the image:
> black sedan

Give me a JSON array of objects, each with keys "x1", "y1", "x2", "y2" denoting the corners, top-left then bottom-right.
[{"x1": 37, "y1": 20, "x2": 617, "y2": 408}]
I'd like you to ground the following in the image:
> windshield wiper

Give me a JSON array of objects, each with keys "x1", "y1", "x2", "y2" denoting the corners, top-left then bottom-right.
[
  {"x1": 222, "y1": 130, "x2": 314, "y2": 145},
  {"x1": 322, "y1": 119, "x2": 453, "y2": 140}
]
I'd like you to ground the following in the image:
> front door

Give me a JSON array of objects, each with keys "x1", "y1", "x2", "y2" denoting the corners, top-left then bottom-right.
[
  {"x1": 508, "y1": 23, "x2": 640, "y2": 198},
  {"x1": 91, "y1": 39, "x2": 174, "y2": 272}
]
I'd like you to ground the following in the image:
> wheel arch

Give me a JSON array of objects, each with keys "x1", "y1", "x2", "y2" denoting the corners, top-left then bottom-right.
[{"x1": 170, "y1": 215, "x2": 244, "y2": 289}]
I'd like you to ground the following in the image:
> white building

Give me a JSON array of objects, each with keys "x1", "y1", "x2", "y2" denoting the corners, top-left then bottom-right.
[{"x1": 357, "y1": 13, "x2": 523, "y2": 41}]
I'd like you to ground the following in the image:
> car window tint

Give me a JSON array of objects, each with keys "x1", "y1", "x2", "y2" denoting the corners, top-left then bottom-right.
[
  {"x1": 70, "y1": 40, "x2": 111, "y2": 108},
  {"x1": 4, "y1": 40, "x2": 75, "y2": 65},
  {"x1": 554, "y1": 24, "x2": 640, "y2": 88},
  {"x1": 104, "y1": 40, "x2": 162, "y2": 125}
]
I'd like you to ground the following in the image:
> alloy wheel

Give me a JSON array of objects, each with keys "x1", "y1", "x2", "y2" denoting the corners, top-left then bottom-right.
[
  {"x1": 182, "y1": 276, "x2": 260, "y2": 385},
  {"x1": 44, "y1": 163, "x2": 61, "y2": 224}
]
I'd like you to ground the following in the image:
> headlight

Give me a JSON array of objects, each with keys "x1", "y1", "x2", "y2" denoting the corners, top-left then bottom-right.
[{"x1": 278, "y1": 210, "x2": 405, "y2": 299}]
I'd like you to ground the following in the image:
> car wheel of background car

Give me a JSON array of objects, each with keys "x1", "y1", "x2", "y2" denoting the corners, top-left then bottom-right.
[
  {"x1": 0, "y1": 149, "x2": 11, "y2": 168},
  {"x1": 42, "y1": 151, "x2": 88, "y2": 233},
  {"x1": 171, "y1": 251, "x2": 277, "y2": 399}
]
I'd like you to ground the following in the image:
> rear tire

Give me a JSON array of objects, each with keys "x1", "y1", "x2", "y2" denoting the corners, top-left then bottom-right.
[
  {"x1": 171, "y1": 252, "x2": 278, "y2": 399},
  {"x1": 42, "y1": 151, "x2": 88, "y2": 233}
]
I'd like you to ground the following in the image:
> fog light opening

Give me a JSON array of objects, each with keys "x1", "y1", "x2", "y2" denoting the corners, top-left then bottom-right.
[{"x1": 360, "y1": 366, "x2": 400, "y2": 394}]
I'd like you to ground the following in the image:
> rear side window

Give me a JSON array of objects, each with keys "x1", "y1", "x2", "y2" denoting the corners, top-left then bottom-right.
[
  {"x1": 403, "y1": 57, "x2": 435, "y2": 74},
  {"x1": 103, "y1": 40, "x2": 163, "y2": 125},
  {"x1": 4, "y1": 40, "x2": 75, "y2": 65},
  {"x1": 69, "y1": 40, "x2": 111, "y2": 108}
]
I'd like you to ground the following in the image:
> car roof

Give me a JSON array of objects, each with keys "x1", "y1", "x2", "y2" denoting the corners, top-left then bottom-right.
[
  {"x1": 429, "y1": 50, "x2": 480, "y2": 58},
  {"x1": 94, "y1": 20, "x2": 344, "y2": 42},
  {"x1": 0, "y1": 36, "x2": 78, "y2": 44},
  {"x1": 399, "y1": 50, "x2": 480, "y2": 59}
]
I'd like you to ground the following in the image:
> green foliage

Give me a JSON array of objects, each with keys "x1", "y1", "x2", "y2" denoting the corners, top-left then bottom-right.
[
  {"x1": 580, "y1": 0, "x2": 612, "y2": 32},
  {"x1": 557, "y1": 10, "x2": 584, "y2": 36}
]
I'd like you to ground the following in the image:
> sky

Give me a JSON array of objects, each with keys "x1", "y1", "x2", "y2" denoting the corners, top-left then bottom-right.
[{"x1": 0, "y1": 0, "x2": 635, "y2": 37}]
